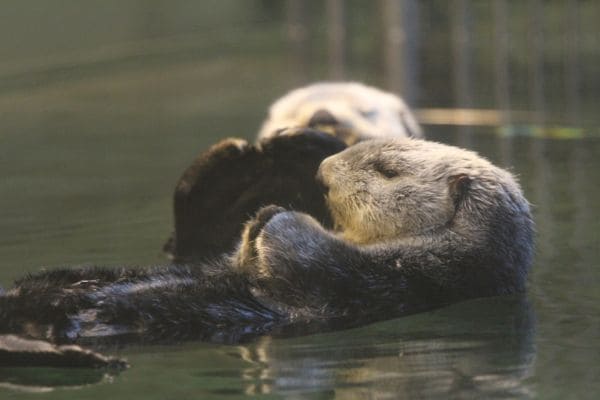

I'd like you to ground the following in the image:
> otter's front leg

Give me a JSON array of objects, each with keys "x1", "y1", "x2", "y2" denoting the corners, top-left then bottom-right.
[{"x1": 237, "y1": 207, "x2": 368, "y2": 308}]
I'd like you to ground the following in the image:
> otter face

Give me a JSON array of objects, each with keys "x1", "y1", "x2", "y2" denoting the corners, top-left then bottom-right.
[
  {"x1": 317, "y1": 138, "x2": 479, "y2": 244},
  {"x1": 258, "y1": 82, "x2": 422, "y2": 145}
]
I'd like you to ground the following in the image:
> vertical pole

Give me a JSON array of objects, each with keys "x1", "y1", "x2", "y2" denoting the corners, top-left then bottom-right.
[
  {"x1": 327, "y1": 0, "x2": 346, "y2": 80},
  {"x1": 565, "y1": 0, "x2": 581, "y2": 126},
  {"x1": 528, "y1": 0, "x2": 545, "y2": 125},
  {"x1": 493, "y1": 0, "x2": 510, "y2": 123},
  {"x1": 493, "y1": 0, "x2": 512, "y2": 164},
  {"x1": 286, "y1": 0, "x2": 310, "y2": 85},
  {"x1": 451, "y1": 0, "x2": 474, "y2": 146},
  {"x1": 403, "y1": 0, "x2": 419, "y2": 104},
  {"x1": 451, "y1": 0, "x2": 473, "y2": 109},
  {"x1": 379, "y1": 0, "x2": 418, "y2": 103}
]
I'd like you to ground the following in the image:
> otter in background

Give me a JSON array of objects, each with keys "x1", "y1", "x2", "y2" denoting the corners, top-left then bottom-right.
[{"x1": 258, "y1": 82, "x2": 422, "y2": 144}]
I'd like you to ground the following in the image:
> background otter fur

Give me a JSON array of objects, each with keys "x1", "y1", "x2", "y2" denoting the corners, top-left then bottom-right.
[
  {"x1": 0, "y1": 138, "x2": 533, "y2": 347},
  {"x1": 258, "y1": 82, "x2": 422, "y2": 144}
]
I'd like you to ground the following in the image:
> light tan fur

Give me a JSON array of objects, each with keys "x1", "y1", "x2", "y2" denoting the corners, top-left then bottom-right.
[
  {"x1": 318, "y1": 138, "x2": 526, "y2": 245},
  {"x1": 258, "y1": 82, "x2": 422, "y2": 144}
]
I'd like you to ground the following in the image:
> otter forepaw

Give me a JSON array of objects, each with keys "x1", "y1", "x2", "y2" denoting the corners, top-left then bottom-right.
[
  {"x1": 209, "y1": 138, "x2": 250, "y2": 156},
  {"x1": 237, "y1": 205, "x2": 287, "y2": 267},
  {"x1": 247, "y1": 206, "x2": 287, "y2": 242}
]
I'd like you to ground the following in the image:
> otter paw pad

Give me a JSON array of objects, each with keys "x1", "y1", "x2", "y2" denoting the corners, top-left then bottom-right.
[{"x1": 247, "y1": 206, "x2": 287, "y2": 242}]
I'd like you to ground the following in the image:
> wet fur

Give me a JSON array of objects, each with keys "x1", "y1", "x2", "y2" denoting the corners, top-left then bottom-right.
[
  {"x1": 0, "y1": 264, "x2": 285, "y2": 344},
  {"x1": 246, "y1": 139, "x2": 534, "y2": 307},
  {"x1": 1, "y1": 138, "x2": 533, "y2": 347},
  {"x1": 164, "y1": 130, "x2": 346, "y2": 262}
]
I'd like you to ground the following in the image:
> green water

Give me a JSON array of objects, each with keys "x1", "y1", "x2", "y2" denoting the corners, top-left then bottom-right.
[{"x1": 1, "y1": 2, "x2": 599, "y2": 399}]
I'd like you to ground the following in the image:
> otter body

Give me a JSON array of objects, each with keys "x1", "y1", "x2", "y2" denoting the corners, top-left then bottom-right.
[{"x1": 1, "y1": 138, "x2": 533, "y2": 346}]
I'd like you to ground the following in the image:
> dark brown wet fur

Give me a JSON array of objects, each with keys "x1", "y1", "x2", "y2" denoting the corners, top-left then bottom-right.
[{"x1": 164, "y1": 130, "x2": 347, "y2": 262}]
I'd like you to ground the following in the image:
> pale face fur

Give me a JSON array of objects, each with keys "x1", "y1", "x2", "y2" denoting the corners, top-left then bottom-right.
[
  {"x1": 318, "y1": 138, "x2": 518, "y2": 245},
  {"x1": 258, "y1": 82, "x2": 422, "y2": 144}
]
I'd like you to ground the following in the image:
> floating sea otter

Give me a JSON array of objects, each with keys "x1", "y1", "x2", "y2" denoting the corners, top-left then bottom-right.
[{"x1": 0, "y1": 137, "x2": 534, "y2": 349}]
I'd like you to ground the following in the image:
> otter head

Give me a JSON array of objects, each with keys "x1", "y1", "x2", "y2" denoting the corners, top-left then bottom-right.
[
  {"x1": 258, "y1": 82, "x2": 422, "y2": 145},
  {"x1": 317, "y1": 138, "x2": 481, "y2": 244}
]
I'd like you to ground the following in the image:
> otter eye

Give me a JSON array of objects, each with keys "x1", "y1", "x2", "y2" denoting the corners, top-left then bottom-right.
[
  {"x1": 359, "y1": 109, "x2": 378, "y2": 120},
  {"x1": 373, "y1": 161, "x2": 398, "y2": 179}
]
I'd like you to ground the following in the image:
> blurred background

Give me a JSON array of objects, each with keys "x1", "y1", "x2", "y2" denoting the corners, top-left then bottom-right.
[
  {"x1": 0, "y1": 1, "x2": 598, "y2": 399},
  {"x1": 2, "y1": 0, "x2": 598, "y2": 134}
]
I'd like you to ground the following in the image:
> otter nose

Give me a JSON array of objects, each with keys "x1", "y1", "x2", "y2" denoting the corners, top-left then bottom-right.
[
  {"x1": 316, "y1": 166, "x2": 326, "y2": 187},
  {"x1": 315, "y1": 164, "x2": 329, "y2": 196},
  {"x1": 308, "y1": 109, "x2": 338, "y2": 128},
  {"x1": 316, "y1": 155, "x2": 336, "y2": 188}
]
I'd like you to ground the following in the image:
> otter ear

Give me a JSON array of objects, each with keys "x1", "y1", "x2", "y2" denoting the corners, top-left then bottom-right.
[{"x1": 448, "y1": 174, "x2": 472, "y2": 204}]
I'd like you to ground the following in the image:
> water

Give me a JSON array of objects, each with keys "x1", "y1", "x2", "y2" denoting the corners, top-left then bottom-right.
[{"x1": 1, "y1": 2, "x2": 599, "y2": 399}]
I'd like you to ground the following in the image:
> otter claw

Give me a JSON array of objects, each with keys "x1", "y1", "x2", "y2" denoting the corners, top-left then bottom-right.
[
  {"x1": 237, "y1": 205, "x2": 286, "y2": 266},
  {"x1": 247, "y1": 205, "x2": 287, "y2": 242},
  {"x1": 237, "y1": 205, "x2": 286, "y2": 268}
]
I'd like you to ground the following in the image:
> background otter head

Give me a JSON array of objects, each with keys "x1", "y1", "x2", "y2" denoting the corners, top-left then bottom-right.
[
  {"x1": 257, "y1": 82, "x2": 422, "y2": 145},
  {"x1": 317, "y1": 138, "x2": 533, "y2": 251}
]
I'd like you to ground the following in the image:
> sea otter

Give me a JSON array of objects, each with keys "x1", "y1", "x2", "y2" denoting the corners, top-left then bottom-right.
[
  {"x1": 165, "y1": 83, "x2": 422, "y2": 262},
  {"x1": 258, "y1": 82, "x2": 423, "y2": 144},
  {"x1": 238, "y1": 138, "x2": 534, "y2": 310},
  {"x1": 0, "y1": 138, "x2": 533, "y2": 348}
]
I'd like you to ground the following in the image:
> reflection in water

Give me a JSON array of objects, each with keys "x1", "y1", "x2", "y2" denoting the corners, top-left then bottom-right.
[
  {"x1": 230, "y1": 295, "x2": 535, "y2": 399},
  {"x1": 0, "y1": 367, "x2": 118, "y2": 393}
]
